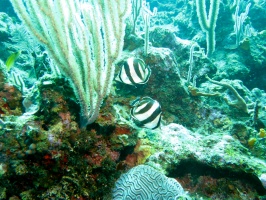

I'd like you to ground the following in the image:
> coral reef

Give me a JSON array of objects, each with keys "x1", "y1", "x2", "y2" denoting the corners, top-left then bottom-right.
[{"x1": 0, "y1": 0, "x2": 266, "y2": 199}]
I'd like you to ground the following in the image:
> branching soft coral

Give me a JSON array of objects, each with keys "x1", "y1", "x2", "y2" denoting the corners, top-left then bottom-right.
[{"x1": 205, "y1": 75, "x2": 248, "y2": 113}]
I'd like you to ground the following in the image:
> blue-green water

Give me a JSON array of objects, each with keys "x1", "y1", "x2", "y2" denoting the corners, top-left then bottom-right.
[{"x1": 0, "y1": 0, "x2": 266, "y2": 199}]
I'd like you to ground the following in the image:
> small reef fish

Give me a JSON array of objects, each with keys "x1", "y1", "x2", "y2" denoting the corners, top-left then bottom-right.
[
  {"x1": 5, "y1": 50, "x2": 21, "y2": 71},
  {"x1": 130, "y1": 97, "x2": 162, "y2": 129},
  {"x1": 115, "y1": 57, "x2": 151, "y2": 86}
]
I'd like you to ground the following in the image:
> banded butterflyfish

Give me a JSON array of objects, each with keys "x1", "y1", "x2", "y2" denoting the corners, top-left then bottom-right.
[
  {"x1": 130, "y1": 97, "x2": 162, "y2": 129},
  {"x1": 115, "y1": 57, "x2": 151, "y2": 86}
]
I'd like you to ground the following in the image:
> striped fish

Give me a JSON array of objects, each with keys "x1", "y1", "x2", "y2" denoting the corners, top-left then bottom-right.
[
  {"x1": 130, "y1": 97, "x2": 162, "y2": 129},
  {"x1": 115, "y1": 57, "x2": 151, "y2": 86}
]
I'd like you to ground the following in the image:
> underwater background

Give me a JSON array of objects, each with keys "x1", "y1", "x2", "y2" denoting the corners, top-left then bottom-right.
[{"x1": 0, "y1": 0, "x2": 266, "y2": 199}]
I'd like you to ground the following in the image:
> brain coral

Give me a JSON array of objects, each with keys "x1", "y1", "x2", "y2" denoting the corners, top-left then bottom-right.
[{"x1": 113, "y1": 165, "x2": 185, "y2": 200}]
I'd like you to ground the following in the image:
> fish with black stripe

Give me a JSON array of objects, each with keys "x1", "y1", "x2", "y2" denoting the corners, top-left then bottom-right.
[
  {"x1": 115, "y1": 57, "x2": 151, "y2": 86},
  {"x1": 130, "y1": 97, "x2": 162, "y2": 129}
]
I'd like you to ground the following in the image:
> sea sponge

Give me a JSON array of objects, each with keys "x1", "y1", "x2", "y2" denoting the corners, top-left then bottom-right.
[
  {"x1": 258, "y1": 128, "x2": 266, "y2": 138},
  {"x1": 248, "y1": 137, "x2": 257, "y2": 148}
]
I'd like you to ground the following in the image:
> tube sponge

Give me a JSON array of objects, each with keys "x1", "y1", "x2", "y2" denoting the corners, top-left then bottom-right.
[{"x1": 196, "y1": 0, "x2": 220, "y2": 57}]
